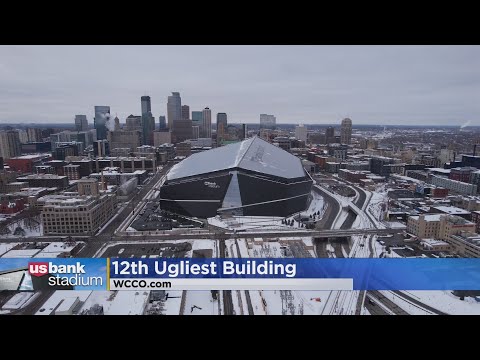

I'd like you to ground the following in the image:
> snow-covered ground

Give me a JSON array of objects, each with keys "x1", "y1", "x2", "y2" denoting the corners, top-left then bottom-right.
[
  {"x1": 162, "y1": 291, "x2": 183, "y2": 315},
  {"x1": 366, "y1": 186, "x2": 389, "y2": 228},
  {"x1": 183, "y1": 291, "x2": 220, "y2": 315},
  {"x1": 208, "y1": 215, "x2": 298, "y2": 231},
  {"x1": 207, "y1": 190, "x2": 325, "y2": 232},
  {"x1": 34, "y1": 242, "x2": 80, "y2": 258},
  {"x1": 1, "y1": 248, "x2": 41, "y2": 258},
  {"x1": 2, "y1": 217, "x2": 43, "y2": 238},
  {"x1": 105, "y1": 291, "x2": 150, "y2": 315},
  {"x1": 389, "y1": 290, "x2": 480, "y2": 315},
  {"x1": 36, "y1": 291, "x2": 91, "y2": 315}
]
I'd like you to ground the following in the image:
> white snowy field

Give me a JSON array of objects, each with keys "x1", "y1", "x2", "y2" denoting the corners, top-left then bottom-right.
[
  {"x1": 207, "y1": 190, "x2": 326, "y2": 231},
  {"x1": 36, "y1": 291, "x2": 91, "y2": 315},
  {"x1": 2, "y1": 217, "x2": 43, "y2": 238},
  {"x1": 183, "y1": 291, "x2": 219, "y2": 315},
  {"x1": 104, "y1": 291, "x2": 150, "y2": 315},
  {"x1": 383, "y1": 290, "x2": 480, "y2": 315}
]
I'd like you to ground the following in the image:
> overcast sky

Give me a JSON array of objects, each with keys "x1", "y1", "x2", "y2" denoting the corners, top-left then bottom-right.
[{"x1": 0, "y1": 45, "x2": 479, "y2": 126}]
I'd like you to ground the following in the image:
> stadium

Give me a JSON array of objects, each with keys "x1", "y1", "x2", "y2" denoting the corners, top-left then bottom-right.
[{"x1": 159, "y1": 137, "x2": 313, "y2": 218}]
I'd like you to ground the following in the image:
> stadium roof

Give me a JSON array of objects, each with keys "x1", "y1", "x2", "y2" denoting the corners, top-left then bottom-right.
[{"x1": 167, "y1": 137, "x2": 306, "y2": 180}]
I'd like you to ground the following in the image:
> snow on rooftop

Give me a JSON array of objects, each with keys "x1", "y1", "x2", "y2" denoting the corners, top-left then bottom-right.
[
  {"x1": 410, "y1": 214, "x2": 443, "y2": 222},
  {"x1": 431, "y1": 206, "x2": 470, "y2": 215},
  {"x1": 36, "y1": 291, "x2": 90, "y2": 315},
  {"x1": 1, "y1": 249, "x2": 41, "y2": 258},
  {"x1": 56, "y1": 296, "x2": 78, "y2": 313},
  {"x1": 421, "y1": 239, "x2": 449, "y2": 246},
  {"x1": 167, "y1": 137, "x2": 306, "y2": 180},
  {"x1": 105, "y1": 291, "x2": 150, "y2": 315},
  {"x1": 2, "y1": 292, "x2": 36, "y2": 310},
  {"x1": 0, "y1": 243, "x2": 20, "y2": 257}
]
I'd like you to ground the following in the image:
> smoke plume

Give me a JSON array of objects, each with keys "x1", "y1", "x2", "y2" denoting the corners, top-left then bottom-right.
[{"x1": 460, "y1": 120, "x2": 471, "y2": 129}]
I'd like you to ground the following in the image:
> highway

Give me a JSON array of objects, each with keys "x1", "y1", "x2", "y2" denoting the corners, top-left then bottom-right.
[
  {"x1": 391, "y1": 290, "x2": 446, "y2": 315},
  {"x1": 313, "y1": 186, "x2": 340, "y2": 230},
  {"x1": 366, "y1": 291, "x2": 410, "y2": 315}
]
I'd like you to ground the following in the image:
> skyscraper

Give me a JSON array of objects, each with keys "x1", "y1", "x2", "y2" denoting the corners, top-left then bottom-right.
[
  {"x1": 192, "y1": 111, "x2": 203, "y2": 131},
  {"x1": 341, "y1": 118, "x2": 352, "y2": 145},
  {"x1": 0, "y1": 130, "x2": 21, "y2": 159},
  {"x1": 75, "y1": 115, "x2": 88, "y2": 132},
  {"x1": 260, "y1": 114, "x2": 276, "y2": 129},
  {"x1": 172, "y1": 120, "x2": 192, "y2": 144},
  {"x1": 295, "y1": 124, "x2": 307, "y2": 142},
  {"x1": 181, "y1": 105, "x2": 190, "y2": 120},
  {"x1": 216, "y1": 113, "x2": 228, "y2": 142},
  {"x1": 125, "y1": 115, "x2": 142, "y2": 131},
  {"x1": 167, "y1": 92, "x2": 182, "y2": 130},
  {"x1": 202, "y1": 107, "x2": 212, "y2": 138},
  {"x1": 94, "y1": 106, "x2": 111, "y2": 140},
  {"x1": 26, "y1": 128, "x2": 43, "y2": 142},
  {"x1": 141, "y1": 96, "x2": 155, "y2": 146},
  {"x1": 159, "y1": 116, "x2": 167, "y2": 130},
  {"x1": 141, "y1": 96, "x2": 152, "y2": 115},
  {"x1": 114, "y1": 116, "x2": 121, "y2": 131},
  {"x1": 325, "y1": 126, "x2": 335, "y2": 144}
]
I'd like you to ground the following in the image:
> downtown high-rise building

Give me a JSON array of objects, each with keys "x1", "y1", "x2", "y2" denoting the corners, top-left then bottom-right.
[
  {"x1": 94, "y1": 106, "x2": 111, "y2": 140},
  {"x1": 75, "y1": 115, "x2": 89, "y2": 132},
  {"x1": 141, "y1": 95, "x2": 152, "y2": 115},
  {"x1": 114, "y1": 116, "x2": 121, "y2": 131},
  {"x1": 181, "y1": 105, "x2": 190, "y2": 120},
  {"x1": 326, "y1": 126, "x2": 335, "y2": 144},
  {"x1": 295, "y1": 124, "x2": 307, "y2": 142},
  {"x1": 125, "y1": 115, "x2": 142, "y2": 131},
  {"x1": 192, "y1": 111, "x2": 203, "y2": 131},
  {"x1": 0, "y1": 130, "x2": 21, "y2": 159},
  {"x1": 26, "y1": 128, "x2": 43, "y2": 142},
  {"x1": 159, "y1": 116, "x2": 167, "y2": 130},
  {"x1": 260, "y1": 114, "x2": 276, "y2": 129},
  {"x1": 202, "y1": 107, "x2": 212, "y2": 138},
  {"x1": 216, "y1": 112, "x2": 228, "y2": 141},
  {"x1": 141, "y1": 96, "x2": 155, "y2": 146},
  {"x1": 167, "y1": 92, "x2": 182, "y2": 130},
  {"x1": 341, "y1": 118, "x2": 352, "y2": 145}
]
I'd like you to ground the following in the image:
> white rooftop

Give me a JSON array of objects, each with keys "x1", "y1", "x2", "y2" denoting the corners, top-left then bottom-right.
[
  {"x1": 431, "y1": 206, "x2": 470, "y2": 215},
  {"x1": 410, "y1": 214, "x2": 443, "y2": 222},
  {"x1": 421, "y1": 239, "x2": 449, "y2": 246},
  {"x1": 167, "y1": 137, "x2": 307, "y2": 180}
]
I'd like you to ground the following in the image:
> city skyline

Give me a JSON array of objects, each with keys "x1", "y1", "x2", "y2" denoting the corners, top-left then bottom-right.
[{"x1": 0, "y1": 45, "x2": 479, "y2": 126}]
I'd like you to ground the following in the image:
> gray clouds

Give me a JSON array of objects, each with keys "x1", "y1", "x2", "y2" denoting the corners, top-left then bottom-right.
[{"x1": 0, "y1": 45, "x2": 479, "y2": 125}]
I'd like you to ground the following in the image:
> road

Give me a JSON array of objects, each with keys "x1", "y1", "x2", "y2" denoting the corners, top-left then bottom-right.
[
  {"x1": 313, "y1": 186, "x2": 340, "y2": 230},
  {"x1": 391, "y1": 290, "x2": 446, "y2": 315},
  {"x1": 75, "y1": 165, "x2": 172, "y2": 258},
  {"x1": 366, "y1": 291, "x2": 410, "y2": 315}
]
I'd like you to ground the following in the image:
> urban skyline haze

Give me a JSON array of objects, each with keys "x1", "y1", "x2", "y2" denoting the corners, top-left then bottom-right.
[{"x1": 0, "y1": 45, "x2": 479, "y2": 126}]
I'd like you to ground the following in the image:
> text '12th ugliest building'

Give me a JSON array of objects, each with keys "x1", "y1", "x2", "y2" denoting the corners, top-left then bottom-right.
[{"x1": 160, "y1": 137, "x2": 313, "y2": 218}]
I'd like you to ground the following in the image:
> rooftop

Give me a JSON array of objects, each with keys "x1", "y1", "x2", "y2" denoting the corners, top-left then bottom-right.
[
  {"x1": 167, "y1": 137, "x2": 307, "y2": 180},
  {"x1": 8, "y1": 154, "x2": 50, "y2": 160},
  {"x1": 431, "y1": 206, "x2": 470, "y2": 215},
  {"x1": 410, "y1": 214, "x2": 443, "y2": 222}
]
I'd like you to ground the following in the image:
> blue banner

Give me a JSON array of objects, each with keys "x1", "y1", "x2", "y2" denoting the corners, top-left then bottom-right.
[{"x1": 110, "y1": 258, "x2": 480, "y2": 290}]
